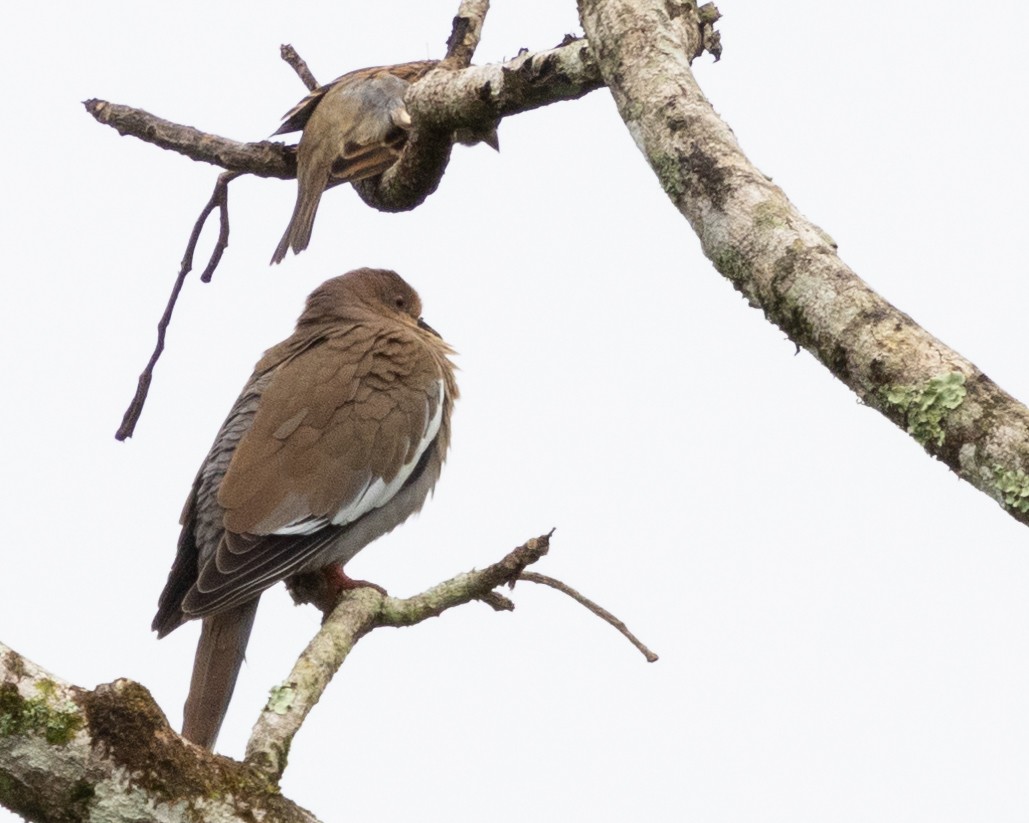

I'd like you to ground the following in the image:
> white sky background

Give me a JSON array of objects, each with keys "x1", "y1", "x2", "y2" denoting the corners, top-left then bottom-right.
[{"x1": 2, "y1": 1, "x2": 1029, "y2": 820}]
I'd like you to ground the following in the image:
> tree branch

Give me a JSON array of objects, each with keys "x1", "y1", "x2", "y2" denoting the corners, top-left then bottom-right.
[
  {"x1": 353, "y1": 39, "x2": 602, "y2": 211},
  {"x1": 2, "y1": 531, "x2": 653, "y2": 818},
  {"x1": 443, "y1": 0, "x2": 490, "y2": 68},
  {"x1": 83, "y1": 38, "x2": 602, "y2": 188},
  {"x1": 280, "y1": 43, "x2": 319, "y2": 91},
  {"x1": 518, "y1": 571, "x2": 659, "y2": 662},
  {"x1": 0, "y1": 644, "x2": 319, "y2": 823},
  {"x1": 244, "y1": 531, "x2": 553, "y2": 779},
  {"x1": 83, "y1": 98, "x2": 296, "y2": 178},
  {"x1": 577, "y1": 0, "x2": 1029, "y2": 528}
]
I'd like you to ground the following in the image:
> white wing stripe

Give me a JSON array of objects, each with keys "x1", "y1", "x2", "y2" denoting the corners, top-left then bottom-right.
[{"x1": 271, "y1": 379, "x2": 445, "y2": 535}]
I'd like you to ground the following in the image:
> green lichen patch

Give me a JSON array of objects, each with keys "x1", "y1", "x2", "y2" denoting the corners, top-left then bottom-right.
[
  {"x1": 992, "y1": 466, "x2": 1029, "y2": 513},
  {"x1": 753, "y1": 199, "x2": 787, "y2": 232},
  {"x1": 0, "y1": 680, "x2": 83, "y2": 745},
  {"x1": 883, "y1": 371, "x2": 967, "y2": 447},
  {"x1": 712, "y1": 247, "x2": 750, "y2": 284},
  {"x1": 267, "y1": 684, "x2": 296, "y2": 715},
  {"x1": 82, "y1": 679, "x2": 288, "y2": 818}
]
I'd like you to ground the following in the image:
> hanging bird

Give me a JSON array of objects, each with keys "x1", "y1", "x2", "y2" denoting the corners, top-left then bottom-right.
[
  {"x1": 153, "y1": 268, "x2": 458, "y2": 750},
  {"x1": 270, "y1": 61, "x2": 498, "y2": 264}
]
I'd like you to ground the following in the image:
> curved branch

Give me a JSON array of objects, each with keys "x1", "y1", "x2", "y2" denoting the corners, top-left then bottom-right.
[
  {"x1": 354, "y1": 39, "x2": 602, "y2": 211},
  {"x1": 519, "y1": 571, "x2": 659, "y2": 662},
  {"x1": 578, "y1": 0, "x2": 1029, "y2": 527}
]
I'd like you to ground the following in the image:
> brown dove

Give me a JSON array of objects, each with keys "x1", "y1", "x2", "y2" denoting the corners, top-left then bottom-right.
[
  {"x1": 153, "y1": 268, "x2": 458, "y2": 750},
  {"x1": 270, "y1": 61, "x2": 498, "y2": 264}
]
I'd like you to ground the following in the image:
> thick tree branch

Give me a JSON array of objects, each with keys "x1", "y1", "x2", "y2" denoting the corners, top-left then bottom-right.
[
  {"x1": 0, "y1": 644, "x2": 318, "y2": 823},
  {"x1": 578, "y1": 0, "x2": 1029, "y2": 527}
]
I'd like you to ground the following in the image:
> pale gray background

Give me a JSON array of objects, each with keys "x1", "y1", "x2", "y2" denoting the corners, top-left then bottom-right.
[{"x1": 3, "y1": 1, "x2": 1029, "y2": 820}]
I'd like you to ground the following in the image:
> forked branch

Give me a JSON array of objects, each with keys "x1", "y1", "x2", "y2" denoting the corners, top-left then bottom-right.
[{"x1": 245, "y1": 530, "x2": 655, "y2": 780}]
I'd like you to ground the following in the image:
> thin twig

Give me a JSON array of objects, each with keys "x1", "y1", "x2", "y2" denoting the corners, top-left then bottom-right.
[
  {"x1": 518, "y1": 571, "x2": 659, "y2": 662},
  {"x1": 280, "y1": 44, "x2": 319, "y2": 90},
  {"x1": 199, "y1": 171, "x2": 239, "y2": 282},
  {"x1": 479, "y1": 591, "x2": 515, "y2": 611},
  {"x1": 114, "y1": 171, "x2": 240, "y2": 440}
]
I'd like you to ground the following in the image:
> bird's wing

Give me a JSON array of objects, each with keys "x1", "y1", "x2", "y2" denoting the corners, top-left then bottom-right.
[
  {"x1": 179, "y1": 325, "x2": 445, "y2": 615},
  {"x1": 273, "y1": 84, "x2": 329, "y2": 136},
  {"x1": 272, "y1": 60, "x2": 438, "y2": 136}
]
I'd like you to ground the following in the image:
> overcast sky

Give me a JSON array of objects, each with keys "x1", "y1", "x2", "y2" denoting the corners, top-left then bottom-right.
[{"x1": 3, "y1": 1, "x2": 1029, "y2": 820}]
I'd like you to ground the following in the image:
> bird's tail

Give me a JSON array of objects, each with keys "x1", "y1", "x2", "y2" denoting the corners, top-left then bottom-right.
[
  {"x1": 181, "y1": 601, "x2": 259, "y2": 750},
  {"x1": 271, "y1": 186, "x2": 323, "y2": 264}
]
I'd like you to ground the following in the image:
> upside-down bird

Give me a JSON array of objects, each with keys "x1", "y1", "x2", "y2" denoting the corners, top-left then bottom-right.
[
  {"x1": 270, "y1": 60, "x2": 498, "y2": 264},
  {"x1": 153, "y1": 268, "x2": 458, "y2": 749}
]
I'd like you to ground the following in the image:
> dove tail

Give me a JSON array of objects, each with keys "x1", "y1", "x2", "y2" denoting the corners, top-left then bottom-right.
[{"x1": 181, "y1": 601, "x2": 258, "y2": 750}]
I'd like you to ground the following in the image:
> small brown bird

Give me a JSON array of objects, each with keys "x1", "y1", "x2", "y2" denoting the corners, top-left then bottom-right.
[
  {"x1": 270, "y1": 62, "x2": 435, "y2": 265},
  {"x1": 270, "y1": 61, "x2": 498, "y2": 264},
  {"x1": 153, "y1": 268, "x2": 458, "y2": 750}
]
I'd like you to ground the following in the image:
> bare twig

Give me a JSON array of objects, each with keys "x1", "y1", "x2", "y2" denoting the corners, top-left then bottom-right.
[
  {"x1": 280, "y1": 43, "x2": 319, "y2": 90},
  {"x1": 519, "y1": 571, "x2": 659, "y2": 662},
  {"x1": 84, "y1": 99, "x2": 296, "y2": 178},
  {"x1": 479, "y1": 590, "x2": 515, "y2": 611},
  {"x1": 199, "y1": 171, "x2": 239, "y2": 282},
  {"x1": 114, "y1": 171, "x2": 239, "y2": 440}
]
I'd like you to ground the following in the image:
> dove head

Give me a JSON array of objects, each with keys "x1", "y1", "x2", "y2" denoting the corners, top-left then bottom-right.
[{"x1": 298, "y1": 268, "x2": 424, "y2": 328}]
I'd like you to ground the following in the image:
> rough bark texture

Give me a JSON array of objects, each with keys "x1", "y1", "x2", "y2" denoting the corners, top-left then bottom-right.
[
  {"x1": 353, "y1": 40, "x2": 602, "y2": 211},
  {"x1": 577, "y1": 0, "x2": 1029, "y2": 526},
  {"x1": 0, "y1": 644, "x2": 317, "y2": 823}
]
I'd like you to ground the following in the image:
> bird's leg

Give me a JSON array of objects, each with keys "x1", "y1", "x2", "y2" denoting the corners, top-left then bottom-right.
[
  {"x1": 286, "y1": 566, "x2": 386, "y2": 618},
  {"x1": 323, "y1": 564, "x2": 388, "y2": 598},
  {"x1": 288, "y1": 567, "x2": 384, "y2": 617}
]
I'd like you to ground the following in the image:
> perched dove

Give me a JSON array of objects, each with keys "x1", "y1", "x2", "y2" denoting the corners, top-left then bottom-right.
[{"x1": 153, "y1": 268, "x2": 458, "y2": 749}]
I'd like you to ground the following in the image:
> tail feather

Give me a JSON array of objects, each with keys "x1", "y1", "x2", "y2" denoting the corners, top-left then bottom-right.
[
  {"x1": 181, "y1": 601, "x2": 259, "y2": 750},
  {"x1": 271, "y1": 186, "x2": 323, "y2": 264}
]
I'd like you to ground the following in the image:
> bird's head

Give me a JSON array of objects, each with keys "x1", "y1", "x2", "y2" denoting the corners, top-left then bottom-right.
[{"x1": 299, "y1": 268, "x2": 426, "y2": 330}]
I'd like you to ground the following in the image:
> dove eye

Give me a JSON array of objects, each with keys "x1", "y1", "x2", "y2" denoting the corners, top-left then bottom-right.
[{"x1": 394, "y1": 296, "x2": 406, "y2": 309}]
